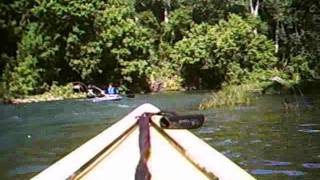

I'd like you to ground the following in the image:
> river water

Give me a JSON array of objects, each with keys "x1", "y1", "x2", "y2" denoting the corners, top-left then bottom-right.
[{"x1": 0, "y1": 91, "x2": 319, "y2": 180}]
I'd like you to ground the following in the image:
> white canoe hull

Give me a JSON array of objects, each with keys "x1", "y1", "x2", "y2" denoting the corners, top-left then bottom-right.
[{"x1": 32, "y1": 103, "x2": 255, "y2": 180}]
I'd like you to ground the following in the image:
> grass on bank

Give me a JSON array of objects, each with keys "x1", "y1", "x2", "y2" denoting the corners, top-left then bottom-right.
[
  {"x1": 9, "y1": 83, "x2": 86, "y2": 104},
  {"x1": 199, "y1": 84, "x2": 259, "y2": 109}
]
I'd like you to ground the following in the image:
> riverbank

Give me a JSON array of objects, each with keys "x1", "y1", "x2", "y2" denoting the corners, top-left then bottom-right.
[
  {"x1": 199, "y1": 79, "x2": 320, "y2": 109},
  {"x1": 1, "y1": 80, "x2": 184, "y2": 105},
  {"x1": 6, "y1": 93, "x2": 87, "y2": 104},
  {"x1": 3, "y1": 78, "x2": 318, "y2": 105},
  {"x1": 2, "y1": 83, "x2": 87, "y2": 104}
]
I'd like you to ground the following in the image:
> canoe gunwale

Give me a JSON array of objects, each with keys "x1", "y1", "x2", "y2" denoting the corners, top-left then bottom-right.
[
  {"x1": 32, "y1": 103, "x2": 161, "y2": 180},
  {"x1": 70, "y1": 113, "x2": 219, "y2": 180},
  {"x1": 150, "y1": 115, "x2": 256, "y2": 180},
  {"x1": 68, "y1": 122, "x2": 138, "y2": 180},
  {"x1": 150, "y1": 119, "x2": 218, "y2": 180}
]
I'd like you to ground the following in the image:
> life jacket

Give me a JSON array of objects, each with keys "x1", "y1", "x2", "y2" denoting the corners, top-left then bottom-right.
[{"x1": 107, "y1": 87, "x2": 115, "y2": 94}]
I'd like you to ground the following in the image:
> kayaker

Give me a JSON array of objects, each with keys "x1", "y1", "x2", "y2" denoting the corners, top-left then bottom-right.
[
  {"x1": 87, "y1": 84, "x2": 97, "y2": 98},
  {"x1": 106, "y1": 83, "x2": 119, "y2": 95},
  {"x1": 113, "y1": 83, "x2": 119, "y2": 94}
]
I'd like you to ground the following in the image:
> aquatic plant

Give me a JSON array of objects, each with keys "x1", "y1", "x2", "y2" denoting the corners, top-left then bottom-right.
[{"x1": 199, "y1": 84, "x2": 256, "y2": 109}]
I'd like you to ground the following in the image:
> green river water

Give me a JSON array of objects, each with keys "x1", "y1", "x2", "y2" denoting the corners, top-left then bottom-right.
[{"x1": 0, "y1": 91, "x2": 320, "y2": 180}]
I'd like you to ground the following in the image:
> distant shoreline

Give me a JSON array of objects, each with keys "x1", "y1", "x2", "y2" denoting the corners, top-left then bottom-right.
[{"x1": 3, "y1": 93, "x2": 87, "y2": 105}]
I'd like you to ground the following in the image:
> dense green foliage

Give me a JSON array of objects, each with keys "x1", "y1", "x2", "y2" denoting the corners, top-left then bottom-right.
[{"x1": 0, "y1": 0, "x2": 319, "y2": 99}]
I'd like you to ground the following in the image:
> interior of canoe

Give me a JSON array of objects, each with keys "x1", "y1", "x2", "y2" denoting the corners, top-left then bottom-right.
[{"x1": 70, "y1": 122, "x2": 217, "y2": 180}]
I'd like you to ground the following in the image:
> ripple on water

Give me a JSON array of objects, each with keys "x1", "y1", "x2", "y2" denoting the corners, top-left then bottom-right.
[
  {"x1": 303, "y1": 163, "x2": 320, "y2": 169},
  {"x1": 298, "y1": 129, "x2": 320, "y2": 133},
  {"x1": 71, "y1": 112, "x2": 82, "y2": 116},
  {"x1": 8, "y1": 164, "x2": 48, "y2": 176},
  {"x1": 262, "y1": 160, "x2": 291, "y2": 166},
  {"x1": 249, "y1": 160, "x2": 291, "y2": 166},
  {"x1": 198, "y1": 127, "x2": 216, "y2": 134},
  {"x1": 216, "y1": 139, "x2": 238, "y2": 146},
  {"x1": 203, "y1": 137, "x2": 213, "y2": 141},
  {"x1": 299, "y1": 123, "x2": 319, "y2": 127},
  {"x1": 221, "y1": 150, "x2": 241, "y2": 159},
  {"x1": 118, "y1": 104, "x2": 130, "y2": 108},
  {"x1": 298, "y1": 123, "x2": 320, "y2": 133},
  {"x1": 250, "y1": 139, "x2": 262, "y2": 144},
  {"x1": 9, "y1": 115, "x2": 21, "y2": 120},
  {"x1": 250, "y1": 169, "x2": 304, "y2": 176},
  {"x1": 1, "y1": 115, "x2": 23, "y2": 123},
  {"x1": 222, "y1": 150, "x2": 241, "y2": 158}
]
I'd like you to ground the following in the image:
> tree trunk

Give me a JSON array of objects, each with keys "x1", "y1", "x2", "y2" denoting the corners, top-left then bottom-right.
[
  {"x1": 280, "y1": 22, "x2": 288, "y2": 65},
  {"x1": 164, "y1": 0, "x2": 170, "y2": 23},
  {"x1": 249, "y1": 0, "x2": 259, "y2": 17},
  {"x1": 249, "y1": 0, "x2": 260, "y2": 34},
  {"x1": 275, "y1": 21, "x2": 279, "y2": 53},
  {"x1": 164, "y1": 7, "x2": 169, "y2": 23}
]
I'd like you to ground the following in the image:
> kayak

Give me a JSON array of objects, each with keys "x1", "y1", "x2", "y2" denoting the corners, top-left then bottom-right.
[
  {"x1": 90, "y1": 94, "x2": 122, "y2": 102},
  {"x1": 32, "y1": 103, "x2": 255, "y2": 180}
]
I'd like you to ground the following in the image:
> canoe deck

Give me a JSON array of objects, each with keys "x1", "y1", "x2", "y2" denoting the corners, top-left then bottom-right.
[{"x1": 74, "y1": 125, "x2": 213, "y2": 180}]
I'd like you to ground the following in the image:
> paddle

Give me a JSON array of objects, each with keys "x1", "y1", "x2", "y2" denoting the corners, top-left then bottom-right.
[
  {"x1": 126, "y1": 93, "x2": 135, "y2": 98},
  {"x1": 123, "y1": 89, "x2": 135, "y2": 98}
]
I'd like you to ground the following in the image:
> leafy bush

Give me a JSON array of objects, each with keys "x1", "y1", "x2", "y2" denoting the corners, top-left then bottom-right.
[
  {"x1": 6, "y1": 55, "x2": 40, "y2": 97},
  {"x1": 284, "y1": 55, "x2": 314, "y2": 82},
  {"x1": 47, "y1": 83, "x2": 74, "y2": 97}
]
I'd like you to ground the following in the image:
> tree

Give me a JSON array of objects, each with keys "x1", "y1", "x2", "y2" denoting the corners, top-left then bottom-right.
[{"x1": 173, "y1": 14, "x2": 277, "y2": 86}]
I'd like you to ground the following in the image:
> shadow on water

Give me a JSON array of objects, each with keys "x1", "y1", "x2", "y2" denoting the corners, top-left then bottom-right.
[{"x1": 0, "y1": 91, "x2": 320, "y2": 180}]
